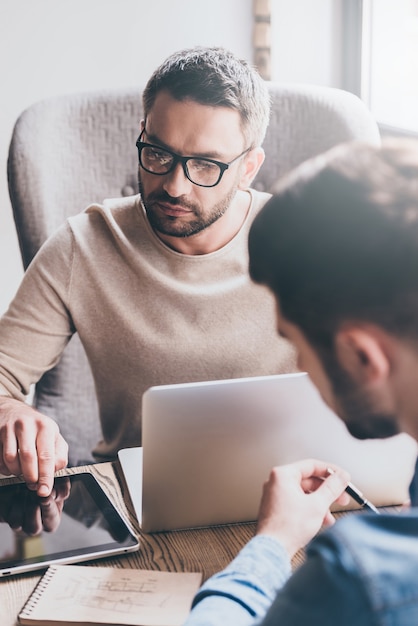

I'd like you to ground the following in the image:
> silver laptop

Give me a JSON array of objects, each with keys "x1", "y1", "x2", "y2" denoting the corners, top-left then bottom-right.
[{"x1": 118, "y1": 372, "x2": 417, "y2": 533}]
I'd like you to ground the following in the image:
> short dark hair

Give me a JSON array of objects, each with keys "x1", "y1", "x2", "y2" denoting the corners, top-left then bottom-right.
[
  {"x1": 248, "y1": 138, "x2": 418, "y2": 350},
  {"x1": 142, "y1": 46, "x2": 271, "y2": 147}
]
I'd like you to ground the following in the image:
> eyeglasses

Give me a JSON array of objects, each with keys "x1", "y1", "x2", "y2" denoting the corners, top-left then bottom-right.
[{"x1": 136, "y1": 130, "x2": 251, "y2": 188}]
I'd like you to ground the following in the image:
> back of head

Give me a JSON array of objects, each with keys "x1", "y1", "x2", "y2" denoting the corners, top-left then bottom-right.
[
  {"x1": 142, "y1": 46, "x2": 271, "y2": 147},
  {"x1": 248, "y1": 138, "x2": 418, "y2": 347}
]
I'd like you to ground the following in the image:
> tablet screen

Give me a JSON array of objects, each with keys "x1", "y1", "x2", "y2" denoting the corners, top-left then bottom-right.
[{"x1": 0, "y1": 472, "x2": 139, "y2": 577}]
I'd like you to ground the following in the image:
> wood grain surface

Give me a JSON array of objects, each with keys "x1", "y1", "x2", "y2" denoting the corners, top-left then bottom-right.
[{"x1": 0, "y1": 461, "x2": 387, "y2": 626}]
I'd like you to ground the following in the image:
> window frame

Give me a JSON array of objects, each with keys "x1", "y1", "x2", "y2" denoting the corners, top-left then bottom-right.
[{"x1": 342, "y1": 0, "x2": 418, "y2": 138}]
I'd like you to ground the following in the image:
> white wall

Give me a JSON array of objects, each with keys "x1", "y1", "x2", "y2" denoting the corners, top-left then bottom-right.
[
  {"x1": 0, "y1": 0, "x2": 342, "y2": 315},
  {"x1": 270, "y1": 0, "x2": 343, "y2": 86},
  {"x1": 0, "y1": 0, "x2": 253, "y2": 314}
]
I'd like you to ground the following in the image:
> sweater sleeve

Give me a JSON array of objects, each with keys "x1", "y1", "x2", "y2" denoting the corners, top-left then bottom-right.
[
  {"x1": 183, "y1": 535, "x2": 291, "y2": 626},
  {"x1": 0, "y1": 222, "x2": 76, "y2": 399}
]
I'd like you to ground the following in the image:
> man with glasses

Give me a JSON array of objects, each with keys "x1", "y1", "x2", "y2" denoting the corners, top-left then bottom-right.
[{"x1": 0, "y1": 46, "x2": 296, "y2": 496}]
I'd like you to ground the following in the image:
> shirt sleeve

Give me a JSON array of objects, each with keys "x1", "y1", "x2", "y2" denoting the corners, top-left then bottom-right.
[
  {"x1": 184, "y1": 518, "x2": 378, "y2": 626},
  {"x1": 183, "y1": 535, "x2": 292, "y2": 626}
]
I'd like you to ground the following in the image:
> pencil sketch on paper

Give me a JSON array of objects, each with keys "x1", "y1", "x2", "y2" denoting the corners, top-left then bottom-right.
[{"x1": 56, "y1": 573, "x2": 173, "y2": 614}]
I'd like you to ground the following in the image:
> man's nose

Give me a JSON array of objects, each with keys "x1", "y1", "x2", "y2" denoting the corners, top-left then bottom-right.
[{"x1": 162, "y1": 162, "x2": 194, "y2": 197}]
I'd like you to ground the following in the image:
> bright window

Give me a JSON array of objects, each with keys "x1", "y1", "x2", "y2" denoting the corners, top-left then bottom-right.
[{"x1": 362, "y1": 0, "x2": 418, "y2": 133}]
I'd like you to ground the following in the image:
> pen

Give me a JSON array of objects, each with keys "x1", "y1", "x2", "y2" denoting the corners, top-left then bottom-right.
[{"x1": 326, "y1": 467, "x2": 380, "y2": 514}]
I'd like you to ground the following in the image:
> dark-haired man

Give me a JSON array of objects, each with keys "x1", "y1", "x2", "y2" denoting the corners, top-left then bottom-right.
[{"x1": 185, "y1": 138, "x2": 418, "y2": 625}]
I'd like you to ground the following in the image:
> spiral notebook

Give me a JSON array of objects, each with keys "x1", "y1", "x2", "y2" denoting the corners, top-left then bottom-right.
[{"x1": 18, "y1": 564, "x2": 202, "y2": 626}]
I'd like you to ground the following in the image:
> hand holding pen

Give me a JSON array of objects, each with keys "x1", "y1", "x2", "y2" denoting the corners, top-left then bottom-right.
[
  {"x1": 327, "y1": 467, "x2": 380, "y2": 514},
  {"x1": 256, "y1": 460, "x2": 353, "y2": 557}
]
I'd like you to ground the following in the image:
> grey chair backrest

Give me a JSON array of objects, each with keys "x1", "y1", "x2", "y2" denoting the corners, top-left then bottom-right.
[{"x1": 7, "y1": 83, "x2": 380, "y2": 464}]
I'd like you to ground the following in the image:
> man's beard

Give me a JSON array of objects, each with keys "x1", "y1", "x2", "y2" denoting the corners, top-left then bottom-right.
[
  {"x1": 324, "y1": 358, "x2": 399, "y2": 440},
  {"x1": 315, "y1": 341, "x2": 399, "y2": 439},
  {"x1": 138, "y1": 172, "x2": 239, "y2": 238}
]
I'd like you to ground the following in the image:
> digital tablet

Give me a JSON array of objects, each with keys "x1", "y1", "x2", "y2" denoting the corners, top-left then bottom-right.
[{"x1": 0, "y1": 472, "x2": 140, "y2": 577}]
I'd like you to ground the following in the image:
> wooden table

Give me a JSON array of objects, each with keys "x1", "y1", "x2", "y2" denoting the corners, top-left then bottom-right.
[
  {"x1": 0, "y1": 461, "x2": 281, "y2": 626},
  {"x1": 1, "y1": 462, "x2": 392, "y2": 626}
]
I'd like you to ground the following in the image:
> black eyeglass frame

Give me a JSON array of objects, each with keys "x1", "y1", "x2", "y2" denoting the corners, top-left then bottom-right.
[{"x1": 136, "y1": 131, "x2": 251, "y2": 188}]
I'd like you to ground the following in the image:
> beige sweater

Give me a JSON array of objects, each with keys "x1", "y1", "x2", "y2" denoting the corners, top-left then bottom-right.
[{"x1": 0, "y1": 190, "x2": 296, "y2": 457}]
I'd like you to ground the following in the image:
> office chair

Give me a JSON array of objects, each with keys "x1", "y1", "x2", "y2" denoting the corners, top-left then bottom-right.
[{"x1": 7, "y1": 83, "x2": 380, "y2": 464}]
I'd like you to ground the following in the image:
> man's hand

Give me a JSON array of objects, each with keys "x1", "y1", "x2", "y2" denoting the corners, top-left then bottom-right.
[
  {"x1": 0, "y1": 397, "x2": 68, "y2": 497},
  {"x1": 256, "y1": 459, "x2": 350, "y2": 558}
]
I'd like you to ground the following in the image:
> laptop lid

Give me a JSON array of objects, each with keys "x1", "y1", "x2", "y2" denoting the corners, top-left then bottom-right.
[{"x1": 119, "y1": 372, "x2": 417, "y2": 533}]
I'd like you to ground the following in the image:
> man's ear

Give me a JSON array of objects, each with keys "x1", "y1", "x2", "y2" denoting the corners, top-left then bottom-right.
[
  {"x1": 238, "y1": 147, "x2": 265, "y2": 189},
  {"x1": 334, "y1": 326, "x2": 391, "y2": 384}
]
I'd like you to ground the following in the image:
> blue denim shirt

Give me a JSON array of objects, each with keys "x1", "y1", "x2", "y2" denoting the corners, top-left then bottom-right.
[{"x1": 184, "y1": 460, "x2": 418, "y2": 625}]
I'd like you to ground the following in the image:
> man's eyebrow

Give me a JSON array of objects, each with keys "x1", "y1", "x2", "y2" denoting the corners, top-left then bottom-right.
[
  {"x1": 143, "y1": 130, "x2": 224, "y2": 160},
  {"x1": 143, "y1": 130, "x2": 171, "y2": 150}
]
